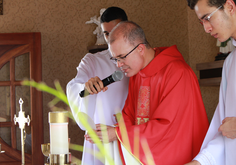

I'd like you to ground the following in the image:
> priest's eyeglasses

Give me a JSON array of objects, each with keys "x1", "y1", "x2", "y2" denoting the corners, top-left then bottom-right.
[
  {"x1": 199, "y1": 5, "x2": 222, "y2": 25},
  {"x1": 110, "y1": 43, "x2": 144, "y2": 62}
]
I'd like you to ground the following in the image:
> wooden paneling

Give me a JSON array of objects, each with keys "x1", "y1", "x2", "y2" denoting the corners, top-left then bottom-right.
[{"x1": 196, "y1": 60, "x2": 224, "y2": 86}]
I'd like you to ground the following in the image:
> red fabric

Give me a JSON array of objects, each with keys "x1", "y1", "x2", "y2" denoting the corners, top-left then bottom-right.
[{"x1": 116, "y1": 45, "x2": 209, "y2": 165}]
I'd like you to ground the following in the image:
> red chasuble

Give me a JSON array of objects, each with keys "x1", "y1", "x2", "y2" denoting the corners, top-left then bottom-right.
[{"x1": 115, "y1": 45, "x2": 209, "y2": 165}]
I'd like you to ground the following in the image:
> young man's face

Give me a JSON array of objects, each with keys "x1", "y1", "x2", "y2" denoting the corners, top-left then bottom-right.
[
  {"x1": 194, "y1": 0, "x2": 234, "y2": 42},
  {"x1": 101, "y1": 19, "x2": 121, "y2": 43}
]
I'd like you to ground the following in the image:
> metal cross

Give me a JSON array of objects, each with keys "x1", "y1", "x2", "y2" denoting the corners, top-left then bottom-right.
[{"x1": 14, "y1": 98, "x2": 30, "y2": 165}]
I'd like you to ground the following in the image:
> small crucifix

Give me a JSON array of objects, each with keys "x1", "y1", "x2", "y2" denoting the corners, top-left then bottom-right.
[{"x1": 14, "y1": 98, "x2": 31, "y2": 165}]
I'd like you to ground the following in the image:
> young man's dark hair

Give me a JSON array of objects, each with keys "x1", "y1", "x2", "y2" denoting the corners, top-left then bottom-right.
[
  {"x1": 100, "y1": 6, "x2": 128, "y2": 23},
  {"x1": 187, "y1": 0, "x2": 235, "y2": 9}
]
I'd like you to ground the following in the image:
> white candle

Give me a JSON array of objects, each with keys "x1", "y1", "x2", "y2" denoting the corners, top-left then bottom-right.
[{"x1": 49, "y1": 111, "x2": 69, "y2": 154}]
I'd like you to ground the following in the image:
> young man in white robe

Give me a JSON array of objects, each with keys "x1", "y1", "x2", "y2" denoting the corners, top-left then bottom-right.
[
  {"x1": 66, "y1": 7, "x2": 129, "y2": 165},
  {"x1": 186, "y1": 0, "x2": 236, "y2": 164}
]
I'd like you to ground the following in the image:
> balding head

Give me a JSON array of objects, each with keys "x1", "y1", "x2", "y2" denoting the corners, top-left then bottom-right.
[
  {"x1": 108, "y1": 21, "x2": 155, "y2": 77},
  {"x1": 109, "y1": 21, "x2": 150, "y2": 48}
]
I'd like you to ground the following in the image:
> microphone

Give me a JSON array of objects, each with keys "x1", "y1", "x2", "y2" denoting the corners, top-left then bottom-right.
[{"x1": 79, "y1": 70, "x2": 124, "y2": 98}]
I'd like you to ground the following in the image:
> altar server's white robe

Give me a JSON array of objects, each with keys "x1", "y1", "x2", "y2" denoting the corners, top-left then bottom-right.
[
  {"x1": 194, "y1": 40, "x2": 236, "y2": 165},
  {"x1": 67, "y1": 49, "x2": 129, "y2": 165}
]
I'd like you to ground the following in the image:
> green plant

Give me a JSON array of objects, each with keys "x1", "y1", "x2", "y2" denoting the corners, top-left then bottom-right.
[
  {"x1": 22, "y1": 79, "x2": 154, "y2": 165},
  {"x1": 22, "y1": 80, "x2": 115, "y2": 165}
]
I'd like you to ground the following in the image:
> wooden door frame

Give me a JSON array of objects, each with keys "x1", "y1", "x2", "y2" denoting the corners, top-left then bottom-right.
[{"x1": 0, "y1": 32, "x2": 44, "y2": 164}]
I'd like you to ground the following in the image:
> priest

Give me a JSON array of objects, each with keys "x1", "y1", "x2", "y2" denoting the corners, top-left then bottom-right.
[{"x1": 86, "y1": 21, "x2": 209, "y2": 165}]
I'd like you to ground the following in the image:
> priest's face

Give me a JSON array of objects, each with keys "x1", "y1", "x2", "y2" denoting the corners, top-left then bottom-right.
[
  {"x1": 101, "y1": 19, "x2": 122, "y2": 43},
  {"x1": 109, "y1": 36, "x2": 144, "y2": 77}
]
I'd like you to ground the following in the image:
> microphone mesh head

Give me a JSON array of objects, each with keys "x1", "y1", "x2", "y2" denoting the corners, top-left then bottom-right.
[{"x1": 112, "y1": 70, "x2": 124, "y2": 81}]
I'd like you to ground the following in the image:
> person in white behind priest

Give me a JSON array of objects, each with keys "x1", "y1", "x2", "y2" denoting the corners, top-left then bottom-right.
[{"x1": 66, "y1": 7, "x2": 129, "y2": 165}]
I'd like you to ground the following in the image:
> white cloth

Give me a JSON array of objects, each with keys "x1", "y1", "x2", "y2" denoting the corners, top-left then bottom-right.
[
  {"x1": 121, "y1": 144, "x2": 140, "y2": 165},
  {"x1": 66, "y1": 49, "x2": 129, "y2": 165},
  {"x1": 194, "y1": 40, "x2": 236, "y2": 165}
]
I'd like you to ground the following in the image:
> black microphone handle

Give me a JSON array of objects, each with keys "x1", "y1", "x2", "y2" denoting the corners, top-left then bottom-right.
[
  {"x1": 102, "y1": 75, "x2": 115, "y2": 86},
  {"x1": 79, "y1": 75, "x2": 116, "y2": 98},
  {"x1": 79, "y1": 89, "x2": 89, "y2": 97}
]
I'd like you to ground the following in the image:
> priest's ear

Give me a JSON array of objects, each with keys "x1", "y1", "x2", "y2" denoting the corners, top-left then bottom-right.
[{"x1": 138, "y1": 43, "x2": 145, "y2": 54}]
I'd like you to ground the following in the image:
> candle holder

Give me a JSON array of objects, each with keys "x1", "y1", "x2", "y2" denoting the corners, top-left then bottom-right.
[
  {"x1": 42, "y1": 111, "x2": 71, "y2": 165},
  {"x1": 41, "y1": 143, "x2": 71, "y2": 165}
]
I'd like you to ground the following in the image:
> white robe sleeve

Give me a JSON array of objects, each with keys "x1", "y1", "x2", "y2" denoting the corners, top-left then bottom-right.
[
  {"x1": 193, "y1": 50, "x2": 236, "y2": 165},
  {"x1": 66, "y1": 53, "x2": 97, "y2": 131},
  {"x1": 193, "y1": 57, "x2": 230, "y2": 165},
  {"x1": 193, "y1": 104, "x2": 225, "y2": 165}
]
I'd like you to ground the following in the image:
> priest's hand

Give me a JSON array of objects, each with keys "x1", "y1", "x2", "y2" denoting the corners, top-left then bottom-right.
[
  {"x1": 95, "y1": 124, "x2": 117, "y2": 143},
  {"x1": 184, "y1": 160, "x2": 201, "y2": 165},
  {"x1": 85, "y1": 124, "x2": 117, "y2": 143},
  {"x1": 85, "y1": 76, "x2": 108, "y2": 95},
  {"x1": 219, "y1": 117, "x2": 236, "y2": 139}
]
